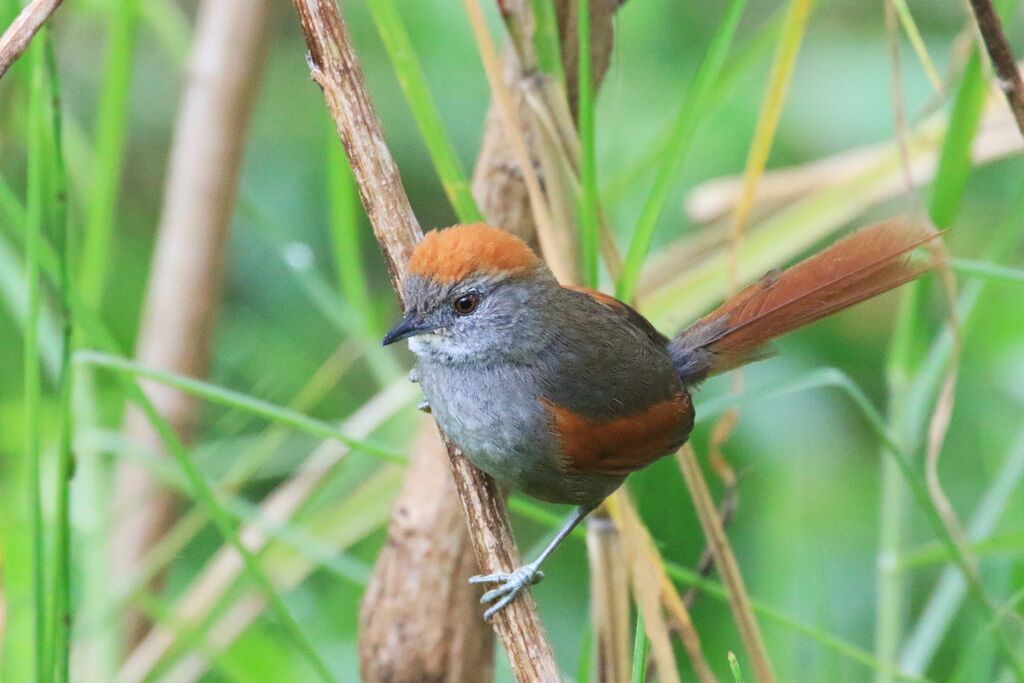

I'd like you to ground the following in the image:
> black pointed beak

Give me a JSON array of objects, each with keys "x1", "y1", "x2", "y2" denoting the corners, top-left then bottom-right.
[{"x1": 382, "y1": 312, "x2": 432, "y2": 346}]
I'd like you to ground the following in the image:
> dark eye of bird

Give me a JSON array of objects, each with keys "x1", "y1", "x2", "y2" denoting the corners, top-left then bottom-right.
[{"x1": 453, "y1": 292, "x2": 480, "y2": 316}]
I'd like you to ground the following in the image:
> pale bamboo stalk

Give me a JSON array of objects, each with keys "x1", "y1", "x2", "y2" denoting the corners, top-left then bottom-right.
[
  {"x1": 0, "y1": 0, "x2": 63, "y2": 80},
  {"x1": 111, "y1": 0, "x2": 269, "y2": 650},
  {"x1": 682, "y1": 93, "x2": 1021, "y2": 224},
  {"x1": 289, "y1": 1, "x2": 560, "y2": 679}
]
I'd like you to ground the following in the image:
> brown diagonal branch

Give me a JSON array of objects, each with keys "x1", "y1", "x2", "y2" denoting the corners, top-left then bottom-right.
[
  {"x1": 0, "y1": 0, "x2": 63, "y2": 80},
  {"x1": 968, "y1": 0, "x2": 1024, "y2": 138},
  {"x1": 289, "y1": 1, "x2": 560, "y2": 680}
]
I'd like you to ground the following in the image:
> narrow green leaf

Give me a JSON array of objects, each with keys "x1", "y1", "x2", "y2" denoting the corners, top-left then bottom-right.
[
  {"x1": 74, "y1": 352, "x2": 407, "y2": 464},
  {"x1": 616, "y1": 0, "x2": 748, "y2": 301},
  {"x1": 729, "y1": 651, "x2": 747, "y2": 683},
  {"x1": 80, "y1": 0, "x2": 141, "y2": 305},
  {"x1": 24, "y1": 41, "x2": 49, "y2": 683},
  {"x1": 530, "y1": 0, "x2": 564, "y2": 81},
  {"x1": 629, "y1": 611, "x2": 649, "y2": 683},
  {"x1": 928, "y1": 49, "x2": 986, "y2": 229},
  {"x1": 364, "y1": 0, "x2": 482, "y2": 223},
  {"x1": 948, "y1": 258, "x2": 1024, "y2": 286},
  {"x1": 99, "y1": 368, "x2": 341, "y2": 683},
  {"x1": 325, "y1": 120, "x2": 380, "y2": 337},
  {"x1": 43, "y1": 34, "x2": 74, "y2": 683}
]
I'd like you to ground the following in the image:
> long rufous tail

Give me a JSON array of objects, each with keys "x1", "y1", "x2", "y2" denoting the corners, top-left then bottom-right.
[{"x1": 669, "y1": 218, "x2": 941, "y2": 384}]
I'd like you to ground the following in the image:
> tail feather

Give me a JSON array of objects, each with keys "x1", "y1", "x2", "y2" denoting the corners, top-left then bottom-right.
[{"x1": 669, "y1": 218, "x2": 941, "y2": 384}]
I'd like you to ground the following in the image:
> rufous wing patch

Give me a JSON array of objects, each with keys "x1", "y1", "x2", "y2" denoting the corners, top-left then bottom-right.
[
  {"x1": 542, "y1": 392, "x2": 694, "y2": 476},
  {"x1": 408, "y1": 223, "x2": 540, "y2": 283}
]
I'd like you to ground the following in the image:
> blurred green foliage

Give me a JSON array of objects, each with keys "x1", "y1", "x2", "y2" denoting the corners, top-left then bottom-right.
[{"x1": 1, "y1": 0, "x2": 1023, "y2": 681}]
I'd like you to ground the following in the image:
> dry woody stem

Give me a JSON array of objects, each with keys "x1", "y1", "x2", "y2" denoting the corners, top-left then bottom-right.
[
  {"x1": 967, "y1": 0, "x2": 1024, "y2": 138},
  {"x1": 678, "y1": 444, "x2": 776, "y2": 683},
  {"x1": 289, "y1": 0, "x2": 560, "y2": 679},
  {"x1": 360, "y1": 3, "x2": 622, "y2": 679},
  {"x1": 0, "y1": 0, "x2": 63, "y2": 80}
]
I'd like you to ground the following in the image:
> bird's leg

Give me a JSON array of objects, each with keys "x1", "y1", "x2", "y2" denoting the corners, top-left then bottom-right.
[{"x1": 469, "y1": 503, "x2": 596, "y2": 621}]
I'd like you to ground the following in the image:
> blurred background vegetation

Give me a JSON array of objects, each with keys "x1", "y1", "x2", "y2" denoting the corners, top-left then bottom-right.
[{"x1": 1, "y1": 0, "x2": 1023, "y2": 681}]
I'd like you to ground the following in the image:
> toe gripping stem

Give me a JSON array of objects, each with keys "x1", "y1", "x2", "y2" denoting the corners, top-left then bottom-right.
[{"x1": 466, "y1": 503, "x2": 595, "y2": 620}]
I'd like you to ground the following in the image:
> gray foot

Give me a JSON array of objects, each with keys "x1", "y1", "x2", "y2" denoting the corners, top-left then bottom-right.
[{"x1": 468, "y1": 563, "x2": 544, "y2": 621}]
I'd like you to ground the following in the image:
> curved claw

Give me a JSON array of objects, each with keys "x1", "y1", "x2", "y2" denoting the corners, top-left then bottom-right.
[
  {"x1": 468, "y1": 564, "x2": 544, "y2": 619},
  {"x1": 484, "y1": 593, "x2": 518, "y2": 621},
  {"x1": 468, "y1": 572, "x2": 510, "y2": 585}
]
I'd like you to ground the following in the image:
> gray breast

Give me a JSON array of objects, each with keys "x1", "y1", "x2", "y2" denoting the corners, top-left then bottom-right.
[{"x1": 417, "y1": 359, "x2": 579, "y2": 501}]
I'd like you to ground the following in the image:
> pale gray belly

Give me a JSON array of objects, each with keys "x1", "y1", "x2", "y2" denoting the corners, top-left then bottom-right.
[{"x1": 416, "y1": 360, "x2": 619, "y2": 504}]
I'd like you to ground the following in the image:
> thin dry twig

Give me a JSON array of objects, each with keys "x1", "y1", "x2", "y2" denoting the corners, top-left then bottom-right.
[
  {"x1": 112, "y1": 0, "x2": 269, "y2": 650},
  {"x1": 967, "y1": 0, "x2": 1024, "y2": 137},
  {"x1": 683, "y1": 488, "x2": 738, "y2": 610},
  {"x1": 586, "y1": 514, "x2": 631, "y2": 683},
  {"x1": 607, "y1": 493, "x2": 716, "y2": 683},
  {"x1": 677, "y1": 444, "x2": 776, "y2": 683},
  {"x1": 0, "y1": 0, "x2": 63, "y2": 80},
  {"x1": 607, "y1": 494, "x2": 681, "y2": 683},
  {"x1": 360, "y1": 3, "x2": 623, "y2": 679},
  {"x1": 289, "y1": 1, "x2": 560, "y2": 679},
  {"x1": 462, "y1": 0, "x2": 577, "y2": 284}
]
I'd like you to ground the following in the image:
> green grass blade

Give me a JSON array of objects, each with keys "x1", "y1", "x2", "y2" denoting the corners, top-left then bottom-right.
[
  {"x1": 882, "y1": 13, "x2": 1024, "y2": 675},
  {"x1": 896, "y1": 178, "x2": 1024, "y2": 674},
  {"x1": 74, "y1": 352, "x2": 407, "y2": 464},
  {"x1": 729, "y1": 652, "x2": 747, "y2": 683},
  {"x1": 364, "y1": 0, "x2": 482, "y2": 223},
  {"x1": 240, "y1": 195, "x2": 401, "y2": 382},
  {"x1": 629, "y1": 611, "x2": 649, "y2": 683},
  {"x1": 928, "y1": 49, "x2": 986, "y2": 229},
  {"x1": 601, "y1": 8, "x2": 784, "y2": 213},
  {"x1": 24, "y1": 41, "x2": 50, "y2": 683},
  {"x1": 80, "y1": 0, "x2": 141, "y2": 305},
  {"x1": 891, "y1": 0, "x2": 944, "y2": 95},
  {"x1": 43, "y1": 34, "x2": 73, "y2": 683},
  {"x1": 325, "y1": 120, "x2": 381, "y2": 337},
  {"x1": 576, "y1": 627, "x2": 592, "y2": 683},
  {"x1": 530, "y1": 0, "x2": 564, "y2": 81},
  {"x1": 616, "y1": 0, "x2": 747, "y2": 301},
  {"x1": 96, "y1": 367, "x2": 340, "y2": 683},
  {"x1": 900, "y1": 530, "x2": 1024, "y2": 570},
  {"x1": 948, "y1": 258, "x2": 1024, "y2": 285},
  {"x1": 900, "y1": 429, "x2": 1024, "y2": 671}
]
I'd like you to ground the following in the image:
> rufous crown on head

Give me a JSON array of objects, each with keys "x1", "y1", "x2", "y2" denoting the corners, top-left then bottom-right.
[{"x1": 407, "y1": 223, "x2": 540, "y2": 283}]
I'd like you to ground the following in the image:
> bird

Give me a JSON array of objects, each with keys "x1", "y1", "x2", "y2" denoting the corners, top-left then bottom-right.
[{"x1": 382, "y1": 219, "x2": 938, "y2": 620}]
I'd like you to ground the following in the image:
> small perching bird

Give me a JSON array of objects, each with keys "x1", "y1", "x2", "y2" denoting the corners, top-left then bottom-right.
[{"x1": 383, "y1": 219, "x2": 938, "y2": 619}]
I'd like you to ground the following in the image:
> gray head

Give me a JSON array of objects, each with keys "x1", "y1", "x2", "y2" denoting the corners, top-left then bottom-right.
[{"x1": 382, "y1": 224, "x2": 559, "y2": 364}]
